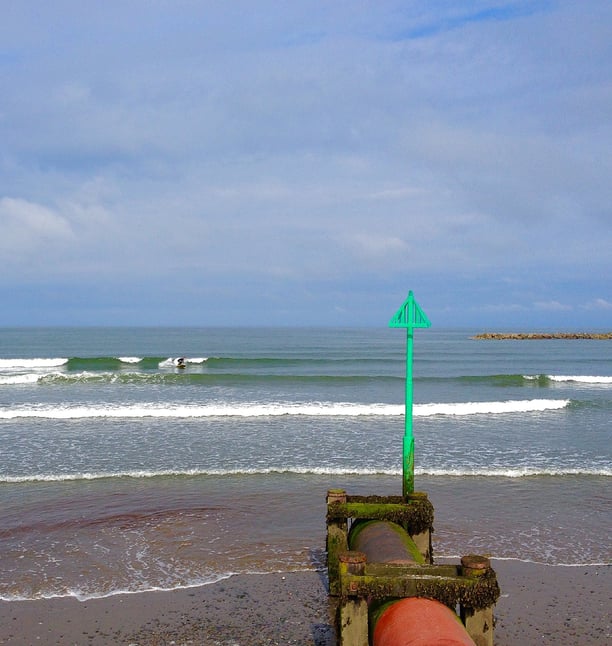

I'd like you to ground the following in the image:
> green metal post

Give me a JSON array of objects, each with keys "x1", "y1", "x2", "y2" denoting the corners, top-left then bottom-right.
[
  {"x1": 404, "y1": 326, "x2": 414, "y2": 496},
  {"x1": 389, "y1": 292, "x2": 431, "y2": 498}
]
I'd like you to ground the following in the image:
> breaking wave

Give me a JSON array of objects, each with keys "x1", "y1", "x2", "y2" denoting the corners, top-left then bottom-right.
[
  {"x1": 0, "y1": 399, "x2": 570, "y2": 419},
  {"x1": 2, "y1": 464, "x2": 609, "y2": 484}
]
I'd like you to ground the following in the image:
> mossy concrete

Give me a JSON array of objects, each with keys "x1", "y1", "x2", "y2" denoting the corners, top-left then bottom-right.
[
  {"x1": 327, "y1": 496, "x2": 434, "y2": 537},
  {"x1": 327, "y1": 490, "x2": 500, "y2": 645}
]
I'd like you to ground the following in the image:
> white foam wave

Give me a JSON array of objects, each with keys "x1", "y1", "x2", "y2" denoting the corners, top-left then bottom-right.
[
  {"x1": 118, "y1": 356, "x2": 142, "y2": 364},
  {"x1": 0, "y1": 402, "x2": 401, "y2": 419},
  {"x1": 0, "y1": 572, "x2": 237, "y2": 602},
  {"x1": 414, "y1": 399, "x2": 569, "y2": 416},
  {"x1": 1, "y1": 371, "x2": 166, "y2": 386},
  {"x1": 548, "y1": 375, "x2": 612, "y2": 384},
  {"x1": 0, "y1": 398, "x2": 570, "y2": 420},
  {"x1": 0, "y1": 358, "x2": 68, "y2": 369},
  {"x1": 0, "y1": 467, "x2": 400, "y2": 483},
  {"x1": 416, "y1": 467, "x2": 611, "y2": 477},
  {"x1": 0, "y1": 373, "x2": 42, "y2": 385},
  {"x1": 5, "y1": 558, "x2": 606, "y2": 602},
  {"x1": 488, "y1": 557, "x2": 611, "y2": 568},
  {"x1": 158, "y1": 357, "x2": 208, "y2": 367},
  {"x1": 435, "y1": 555, "x2": 610, "y2": 568},
  {"x1": 3, "y1": 465, "x2": 609, "y2": 484},
  {"x1": 0, "y1": 371, "x2": 89, "y2": 386}
]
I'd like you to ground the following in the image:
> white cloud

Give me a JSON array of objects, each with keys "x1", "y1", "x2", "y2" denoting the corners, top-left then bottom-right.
[
  {"x1": 480, "y1": 303, "x2": 526, "y2": 313},
  {"x1": 583, "y1": 298, "x2": 612, "y2": 311},
  {"x1": 533, "y1": 300, "x2": 573, "y2": 312},
  {"x1": 54, "y1": 82, "x2": 92, "y2": 107},
  {"x1": 0, "y1": 197, "x2": 75, "y2": 249},
  {"x1": 344, "y1": 233, "x2": 409, "y2": 264},
  {"x1": 365, "y1": 186, "x2": 424, "y2": 200}
]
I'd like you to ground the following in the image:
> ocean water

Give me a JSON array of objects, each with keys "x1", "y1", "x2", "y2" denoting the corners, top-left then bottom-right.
[{"x1": 0, "y1": 327, "x2": 610, "y2": 601}]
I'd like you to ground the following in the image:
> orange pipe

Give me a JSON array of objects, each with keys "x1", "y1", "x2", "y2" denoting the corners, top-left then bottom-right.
[{"x1": 372, "y1": 597, "x2": 476, "y2": 646}]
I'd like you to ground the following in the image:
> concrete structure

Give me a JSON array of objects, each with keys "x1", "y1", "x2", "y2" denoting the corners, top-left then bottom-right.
[{"x1": 327, "y1": 490, "x2": 499, "y2": 646}]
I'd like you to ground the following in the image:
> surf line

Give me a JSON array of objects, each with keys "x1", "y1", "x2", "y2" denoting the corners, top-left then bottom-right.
[{"x1": 0, "y1": 399, "x2": 570, "y2": 419}]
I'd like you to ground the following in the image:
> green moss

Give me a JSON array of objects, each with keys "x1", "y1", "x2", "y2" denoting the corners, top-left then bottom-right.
[
  {"x1": 415, "y1": 570, "x2": 500, "y2": 610},
  {"x1": 340, "y1": 570, "x2": 500, "y2": 610},
  {"x1": 327, "y1": 498, "x2": 434, "y2": 536},
  {"x1": 348, "y1": 520, "x2": 426, "y2": 565},
  {"x1": 348, "y1": 495, "x2": 407, "y2": 504},
  {"x1": 327, "y1": 524, "x2": 349, "y2": 595}
]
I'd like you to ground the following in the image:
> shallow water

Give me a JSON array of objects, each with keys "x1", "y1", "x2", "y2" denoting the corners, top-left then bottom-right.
[{"x1": 1, "y1": 327, "x2": 610, "y2": 599}]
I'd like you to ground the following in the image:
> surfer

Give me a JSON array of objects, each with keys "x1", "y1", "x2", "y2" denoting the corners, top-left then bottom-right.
[{"x1": 176, "y1": 357, "x2": 186, "y2": 368}]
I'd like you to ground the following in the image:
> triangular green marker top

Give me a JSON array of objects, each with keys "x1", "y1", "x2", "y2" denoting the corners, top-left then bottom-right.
[{"x1": 389, "y1": 291, "x2": 431, "y2": 329}]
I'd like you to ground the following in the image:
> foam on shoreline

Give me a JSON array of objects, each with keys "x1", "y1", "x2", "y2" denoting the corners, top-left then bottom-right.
[{"x1": 0, "y1": 563, "x2": 609, "y2": 645}]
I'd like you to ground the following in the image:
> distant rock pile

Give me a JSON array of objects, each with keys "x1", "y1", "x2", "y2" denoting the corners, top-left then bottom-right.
[{"x1": 472, "y1": 332, "x2": 612, "y2": 340}]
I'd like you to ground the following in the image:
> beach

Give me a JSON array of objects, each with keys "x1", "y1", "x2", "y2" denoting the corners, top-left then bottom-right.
[{"x1": 0, "y1": 561, "x2": 609, "y2": 644}]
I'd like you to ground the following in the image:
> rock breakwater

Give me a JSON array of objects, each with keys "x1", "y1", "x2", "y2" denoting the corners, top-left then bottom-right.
[{"x1": 472, "y1": 332, "x2": 612, "y2": 340}]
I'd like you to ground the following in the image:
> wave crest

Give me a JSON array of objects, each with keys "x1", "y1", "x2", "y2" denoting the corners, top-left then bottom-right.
[
  {"x1": 0, "y1": 358, "x2": 68, "y2": 368},
  {"x1": 0, "y1": 399, "x2": 570, "y2": 419},
  {"x1": 2, "y1": 465, "x2": 609, "y2": 484}
]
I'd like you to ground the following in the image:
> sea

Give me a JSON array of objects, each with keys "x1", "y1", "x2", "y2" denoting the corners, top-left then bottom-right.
[{"x1": 0, "y1": 326, "x2": 610, "y2": 602}]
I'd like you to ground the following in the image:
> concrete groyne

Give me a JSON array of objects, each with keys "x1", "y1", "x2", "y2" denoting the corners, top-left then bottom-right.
[{"x1": 327, "y1": 490, "x2": 500, "y2": 645}]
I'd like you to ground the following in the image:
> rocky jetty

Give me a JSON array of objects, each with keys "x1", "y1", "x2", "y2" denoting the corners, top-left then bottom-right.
[{"x1": 472, "y1": 332, "x2": 612, "y2": 340}]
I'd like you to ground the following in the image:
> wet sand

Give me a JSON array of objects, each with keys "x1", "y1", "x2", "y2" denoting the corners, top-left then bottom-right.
[{"x1": 0, "y1": 561, "x2": 609, "y2": 645}]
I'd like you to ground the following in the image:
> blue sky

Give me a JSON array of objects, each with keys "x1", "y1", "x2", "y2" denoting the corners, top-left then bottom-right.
[{"x1": 1, "y1": 1, "x2": 610, "y2": 328}]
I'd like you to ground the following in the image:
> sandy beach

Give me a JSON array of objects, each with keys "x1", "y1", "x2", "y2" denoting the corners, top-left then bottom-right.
[{"x1": 1, "y1": 561, "x2": 609, "y2": 645}]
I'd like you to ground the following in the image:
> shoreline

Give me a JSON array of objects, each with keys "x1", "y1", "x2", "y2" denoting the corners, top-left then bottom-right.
[
  {"x1": 1, "y1": 562, "x2": 609, "y2": 645},
  {"x1": 472, "y1": 332, "x2": 612, "y2": 340}
]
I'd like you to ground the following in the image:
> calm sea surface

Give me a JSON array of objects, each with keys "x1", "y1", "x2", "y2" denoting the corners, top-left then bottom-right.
[{"x1": 0, "y1": 327, "x2": 610, "y2": 600}]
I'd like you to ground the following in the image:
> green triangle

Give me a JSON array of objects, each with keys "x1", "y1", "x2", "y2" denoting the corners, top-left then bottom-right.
[{"x1": 389, "y1": 291, "x2": 431, "y2": 328}]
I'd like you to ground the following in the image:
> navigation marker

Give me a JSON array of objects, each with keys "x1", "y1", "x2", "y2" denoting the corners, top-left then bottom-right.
[{"x1": 389, "y1": 291, "x2": 431, "y2": 497}]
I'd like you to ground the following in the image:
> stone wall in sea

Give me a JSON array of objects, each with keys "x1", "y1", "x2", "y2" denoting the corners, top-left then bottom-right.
[{"x1": 472, "y1": 332, "x2": 612, "y2": 340}]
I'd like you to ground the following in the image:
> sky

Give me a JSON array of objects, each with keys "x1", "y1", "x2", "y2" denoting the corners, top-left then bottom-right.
[{"x1": 1, "y1": 1, "x2": 611, "y2": 328}]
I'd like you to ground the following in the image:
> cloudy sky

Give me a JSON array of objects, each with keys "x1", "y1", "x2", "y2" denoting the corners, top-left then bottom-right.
[{"x1": 1, "y1": 1, "x2": 610, "y2": 328}]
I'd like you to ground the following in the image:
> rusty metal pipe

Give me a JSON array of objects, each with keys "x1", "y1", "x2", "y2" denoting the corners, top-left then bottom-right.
[
  {"x1": 372, "y1": 597, "x2": 476, "y2": 646},
  {"x1": 348, "y1": 520, "x2": 423, "y2": 565}
]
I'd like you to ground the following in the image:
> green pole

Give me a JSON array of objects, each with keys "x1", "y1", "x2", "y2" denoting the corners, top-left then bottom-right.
[
  {"x1": 404, "y1": 325, "x2": 415, "y2": 496},
  {"x1": 389, "y1": 291, "x2": 431, "y2": 498}
]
